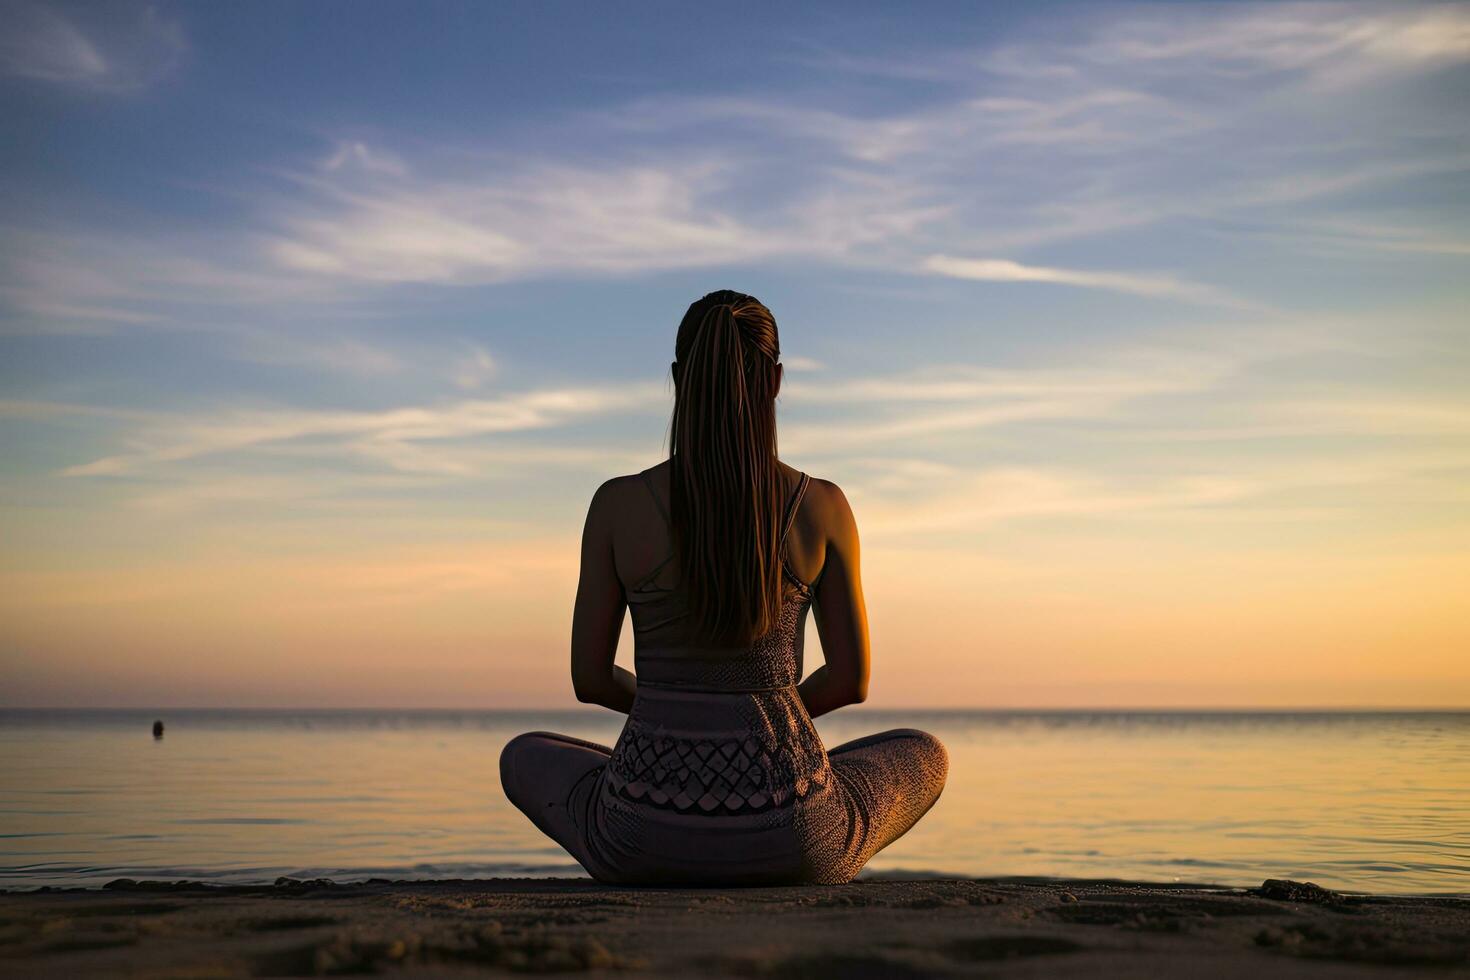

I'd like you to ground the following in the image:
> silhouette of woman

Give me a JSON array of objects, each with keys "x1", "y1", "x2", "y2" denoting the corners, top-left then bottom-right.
[{"x1": 500, "y1": 290, "x2": 947, "y2": 885}]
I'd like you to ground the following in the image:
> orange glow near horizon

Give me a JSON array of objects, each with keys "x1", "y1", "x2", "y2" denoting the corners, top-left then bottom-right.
[{"x1": 4, "y1": 503, "x2": 1467, "y2": 707}]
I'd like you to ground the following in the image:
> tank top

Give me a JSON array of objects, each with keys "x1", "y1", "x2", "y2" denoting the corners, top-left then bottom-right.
[{"x1": 600, "y1": 466, "x2": 831, "y2": 815}]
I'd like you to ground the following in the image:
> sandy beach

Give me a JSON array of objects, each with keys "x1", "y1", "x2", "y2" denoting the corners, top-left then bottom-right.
[{"x1": 2, "y1": 876, "x2": 1465, "y2": 978}]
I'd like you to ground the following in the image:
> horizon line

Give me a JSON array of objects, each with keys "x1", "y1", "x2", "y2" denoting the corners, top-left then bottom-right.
[{"x1": 4, "y1": 705, "x2": 1468, "y2": 713}]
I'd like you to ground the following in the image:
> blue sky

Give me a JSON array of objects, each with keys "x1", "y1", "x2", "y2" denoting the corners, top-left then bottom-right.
[{"x1": 2, "y1": 1, "x2": 1467, "y2": 708}]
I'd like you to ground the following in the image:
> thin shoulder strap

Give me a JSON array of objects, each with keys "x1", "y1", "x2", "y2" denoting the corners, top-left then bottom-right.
[
  {"x1": 630, "y1": 468, "x2": 676, "y2": 593},
  {"x1": 640, "y1": 467, "x2": 672, "y2": 531},
  {"x1": 780, "y1": 471, "x2": 810, "y2": 543}
]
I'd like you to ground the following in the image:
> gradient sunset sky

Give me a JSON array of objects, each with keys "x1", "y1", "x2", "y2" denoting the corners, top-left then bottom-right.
[{"x1": 2, "y1": 1, "x2": 1467, "y2": 708}]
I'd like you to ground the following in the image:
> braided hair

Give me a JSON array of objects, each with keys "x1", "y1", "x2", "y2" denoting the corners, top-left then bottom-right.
[{"x1": 668, "y1": 290, "x2": 787, "y2": 648}]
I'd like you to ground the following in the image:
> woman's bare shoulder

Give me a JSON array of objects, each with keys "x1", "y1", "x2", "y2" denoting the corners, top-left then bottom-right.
[
  {"x1": 779, "y1": 464, "x2": 856, "y2": 539},
  {"x1": 585, "y1": 466, "x2": 658, "y2": 523}
]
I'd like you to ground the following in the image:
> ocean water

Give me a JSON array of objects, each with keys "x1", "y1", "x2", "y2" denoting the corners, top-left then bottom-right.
[{"x1": 1, "y1": 709, "x2": 1465, "y2": 895}]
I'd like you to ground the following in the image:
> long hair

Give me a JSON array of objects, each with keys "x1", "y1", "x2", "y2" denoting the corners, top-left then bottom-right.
[{"x1": 668, "y1": 289, "x2": 786, "y2": 648}]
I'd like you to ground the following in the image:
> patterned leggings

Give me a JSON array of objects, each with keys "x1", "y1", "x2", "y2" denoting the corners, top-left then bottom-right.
[{"x1": 500, "y1": 727, "x2": 948, "y2": 885}]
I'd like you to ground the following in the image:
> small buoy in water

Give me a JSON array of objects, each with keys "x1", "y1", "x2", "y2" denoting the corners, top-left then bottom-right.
[{"x1": 152, "y1": 720, "x2": 165, "y2": 739}]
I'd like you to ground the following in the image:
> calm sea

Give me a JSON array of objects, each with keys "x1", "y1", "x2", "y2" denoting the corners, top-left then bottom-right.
[{"x1": 1, "y1": 709, "x2": 1465, "y2": 894}]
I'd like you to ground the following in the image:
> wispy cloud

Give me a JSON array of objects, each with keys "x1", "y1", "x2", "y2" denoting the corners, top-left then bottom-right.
[
  {"x1": 857, "y1": 447, "x2": 1470, "y2": 540},
  {"x1": 1056, "y1": 3, "x2": 1470, "y2": 88},
  {"x1": 267, "y1": 158, "x2": 773, "y2": 284},
  {"x1": 262, "y1": 153, "x2": 949, "y2": 285},
  {"x1": 50, "y1": 322, "x2": 1421, "y2": 493},
  {"x1": 0, "y1": 0, "x2": 187, "y2": 91},
  {"x1": 320, "y1": 141, "x2": 408, "y2": 178},
  {"x1": 1224, "y1": 215, "x2": 1470, "y2": 258},
  {"x1": 56, "y1": 380, "x2": 668, "y2": 477},
  {"x1": 919, "y1": 255, "x2": 1245, "y2": 307},
  {"x1": 0, "y1": 227, "x2": 332, "y2": 335},
  {"x1": 783, "y1": 351, "x2": 1235, "y2": 407},
  {"x1": 1267, "y1": 397, "x2": 1470, "y2": 436},
  {"x1": 225, "y1": 332, "x2": 407, "y2": 377},
  {"x1": 859, "y1": 465, "x2": 1253, "y2": 538},
  {"x1": 0, "y1": 398, "x2": 161, "y2": 423},
  {"x1": 53, "y1": 346, "x2": 1231, "y2": 479},
  {"x1": 777, "y1": 371, "x2": 1210, "y2": 456},
  {"x1": 595, "y1": 3, "x2": 1470, "y2": 259},
  {"x1": 5, "y1": 2, "x2": 1466, "y2": 334},
  {"x1": 451, "y1": 345, "x2": 498, "y2": 390}
]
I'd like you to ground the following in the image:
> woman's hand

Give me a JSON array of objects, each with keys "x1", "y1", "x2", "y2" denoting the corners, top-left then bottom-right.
[{"x1": 569, "y1": 480, "x2": 636, "y2": 714}]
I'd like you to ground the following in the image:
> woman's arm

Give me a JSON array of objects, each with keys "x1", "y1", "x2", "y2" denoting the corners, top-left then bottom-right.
[
  {"x1": 797, "y1": 480, "x2": 871, "y2": 719},
  {"x1": 569, "y1": 479, "x2": 636, "y2": 713}
]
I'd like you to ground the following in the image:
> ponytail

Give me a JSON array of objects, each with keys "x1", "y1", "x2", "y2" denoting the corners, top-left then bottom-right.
[{"x1": 669, "y1": 291, "x2": 785, "y2": 648}]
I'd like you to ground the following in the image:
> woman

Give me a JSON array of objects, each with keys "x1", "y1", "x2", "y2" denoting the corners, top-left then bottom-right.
[{"x1": 500, "y1": 290, "x2": 947, "y2": 885}]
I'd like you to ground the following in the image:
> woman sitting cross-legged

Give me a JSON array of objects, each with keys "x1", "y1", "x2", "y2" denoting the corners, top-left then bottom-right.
[{"x1": 500, "y1": 289, "x2": 947, "y2": 885}]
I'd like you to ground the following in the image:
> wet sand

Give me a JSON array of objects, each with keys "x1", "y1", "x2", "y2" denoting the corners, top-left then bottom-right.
[{"x1": 1, "y1": 876, "x2": 1466, "y2": 978}]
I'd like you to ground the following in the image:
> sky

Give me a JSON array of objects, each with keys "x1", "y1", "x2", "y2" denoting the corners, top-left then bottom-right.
[{"x1": 1, "y1": 0, "x2": 1467, "y2": 709}]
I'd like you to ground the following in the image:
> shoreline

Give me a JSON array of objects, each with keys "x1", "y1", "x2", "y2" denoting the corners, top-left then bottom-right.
[
  {"x1": 7, "y1": 869, "x2": 1469, "y2": 901},
  {"x1": 2, "y1": 876, "x2": 1466, "y2": 977}
]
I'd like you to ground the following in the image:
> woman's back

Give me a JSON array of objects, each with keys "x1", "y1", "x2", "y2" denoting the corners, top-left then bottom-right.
[
  {"x1": 575, "y1": 462, "x2": 833, "y2": 882},
  {"x1": 623, "y1": 459, "x2": 814, "y2": 691},
  {"x1": 613, "y1": 458, "x2": 837, "y2": 814}
]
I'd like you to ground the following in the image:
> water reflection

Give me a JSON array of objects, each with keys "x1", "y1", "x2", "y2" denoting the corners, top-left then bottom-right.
[{"x1": 0, "y1": 709, "x2": 1465, "y2": 893}]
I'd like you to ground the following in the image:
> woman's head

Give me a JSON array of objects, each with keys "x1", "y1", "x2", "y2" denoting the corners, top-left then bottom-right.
[{"x1": 667, "y1": 290, "x2": 788, "y2": 648}]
